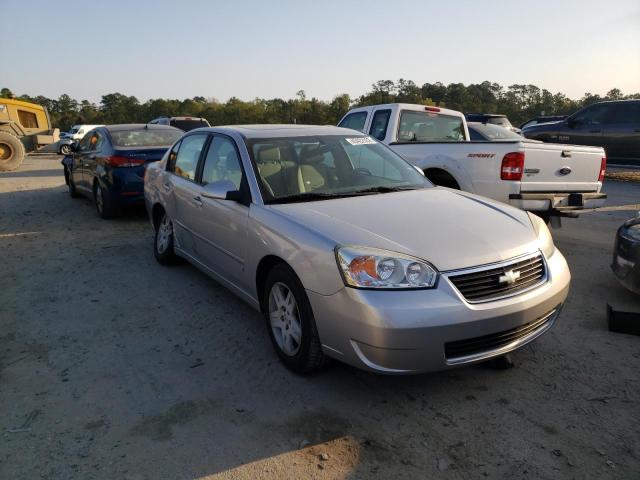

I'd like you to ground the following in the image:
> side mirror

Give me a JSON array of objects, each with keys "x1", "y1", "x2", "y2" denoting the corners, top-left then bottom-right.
[{"x1": 201, "y1": 180, "x2": 241, "y2": 201}]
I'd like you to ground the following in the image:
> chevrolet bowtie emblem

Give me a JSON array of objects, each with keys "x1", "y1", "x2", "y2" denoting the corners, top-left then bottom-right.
[{"x1": 499, "y1": 269, "x2": 521, "y2": 285}]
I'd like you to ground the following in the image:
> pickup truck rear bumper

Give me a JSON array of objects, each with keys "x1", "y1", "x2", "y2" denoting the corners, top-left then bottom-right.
[{"x1": 509, "y1": 192, "x2": 607, "y2": 214}]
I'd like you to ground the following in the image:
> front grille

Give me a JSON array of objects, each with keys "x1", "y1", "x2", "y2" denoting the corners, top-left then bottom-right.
[
  {"x1": 445, "y1": 309, "x2": 556, "y2": 360},
  {"x1": 447, "y1": 253, "x2": 546, "y2": 302}
]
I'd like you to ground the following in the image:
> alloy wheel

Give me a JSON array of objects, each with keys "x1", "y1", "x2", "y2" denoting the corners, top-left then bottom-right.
[
  {"x1": 268, "y1": 282, "x2": 302, "y2": 356},
  {"x1": 156, "y1": 215, "x2": 173, "y2": 254}
]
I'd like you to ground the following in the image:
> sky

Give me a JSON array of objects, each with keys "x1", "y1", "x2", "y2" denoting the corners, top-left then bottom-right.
[{"x1": 1, "y1": 0, "x2": 638, "y2": 103}]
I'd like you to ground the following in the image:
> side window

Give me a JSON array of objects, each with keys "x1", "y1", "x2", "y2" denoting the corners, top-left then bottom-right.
[
  {"x1": 17, "y1": 110, "x2": 39, "y2": 128},
  {"x1": 613, "y1": 103, "x2": 640, "y2": 125},
  {"x1": 88, "y1": 131, "x2": 104, "y2": 151},
  {"x1": 468, "y1": 128, "x2": 485, "y2": 141},
  {"x1": 167, "y1": 141, "x2": 181, "y2": 171},
  {"x1": 572, "y1": 104, "x2": 611, "y2": 125},
  {"x1": 169, "y1": 134, "x2": 207, "y2": 181},
  {"x1": 369, "y1": 109, "x2": 391, "y2": 140},
  {"x1": 78, "y1": 133, "x2": 93, "y2": 152},
  {"x1": 338, "y1": 112, "x2": 367, "y2": 132},
  {"x1": 201, "y1": 136, "x2": 244, "y2": 189}
]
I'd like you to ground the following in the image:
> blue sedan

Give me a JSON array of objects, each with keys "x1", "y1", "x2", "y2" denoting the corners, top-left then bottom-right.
[{"x1": 65, "y1": 124, "x2": 182, "y2": 218}]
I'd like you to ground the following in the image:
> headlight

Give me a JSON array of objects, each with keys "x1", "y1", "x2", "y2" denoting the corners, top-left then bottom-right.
[
  {"x1": 336, "y1": 246, "x2": 438, "y2": 289},
  {"x1": 528, "y1": 213, "x2": 556, "y2": 258}
]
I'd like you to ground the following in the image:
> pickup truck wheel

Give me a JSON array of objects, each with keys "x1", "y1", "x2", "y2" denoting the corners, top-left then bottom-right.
[
  {"x1": 0, "y1": 131, "x2": 26, "y2": 172},
  {"x1": 263, "y1": 264, "x2": 325, "y2": 373}
]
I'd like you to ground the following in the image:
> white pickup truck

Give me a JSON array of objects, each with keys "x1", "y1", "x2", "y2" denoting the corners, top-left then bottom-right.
[{"x1": 338, "y1": 103, "x2": 607, "y2": 219}]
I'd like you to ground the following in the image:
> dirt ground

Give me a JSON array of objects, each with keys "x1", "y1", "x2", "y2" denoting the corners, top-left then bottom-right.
[{"x1": 1, "y1": 155, "x2": 639, "y2": 480}]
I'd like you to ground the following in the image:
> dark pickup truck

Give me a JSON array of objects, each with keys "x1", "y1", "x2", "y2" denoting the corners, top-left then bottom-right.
[{"x1": 522, "y1": 100, "x2": 640, "y2": 165}]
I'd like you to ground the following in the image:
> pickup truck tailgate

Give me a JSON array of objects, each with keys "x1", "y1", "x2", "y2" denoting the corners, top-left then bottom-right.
[{"x1": 521, "y1": 143, "x2": 604, "y2": 192}]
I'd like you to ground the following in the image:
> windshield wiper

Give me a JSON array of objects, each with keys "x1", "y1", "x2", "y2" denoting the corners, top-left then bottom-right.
[
  {"x1": 349, "y1": 185, "x2": 420, "y2": 195},
  {"x1": 267, "y1": 186, "x2": 420, "y2": 204},
  {"x1": 266, "y1": 191, "x2": 358, "y2": 204}
]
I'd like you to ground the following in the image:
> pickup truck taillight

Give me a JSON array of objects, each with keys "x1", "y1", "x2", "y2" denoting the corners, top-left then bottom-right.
[
  {"x1": 501, "y1": 152, "x2": 525, "y2": 181},
  {"x1": 598, "y1": 157, "x2": 607, "y2": 182},
  {"x1": 106, "y1": 156, "x2": 145, "y2": 168}
]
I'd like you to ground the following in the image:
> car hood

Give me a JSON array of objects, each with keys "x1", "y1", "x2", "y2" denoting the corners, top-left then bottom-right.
[{"x1": 268, "y1": 188, "x2": 540, "y2": 271}]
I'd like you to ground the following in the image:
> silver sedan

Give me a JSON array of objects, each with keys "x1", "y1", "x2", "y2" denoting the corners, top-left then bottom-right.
[{"x1": 144, "y1": 125, "x2": 570, "y2": 374}]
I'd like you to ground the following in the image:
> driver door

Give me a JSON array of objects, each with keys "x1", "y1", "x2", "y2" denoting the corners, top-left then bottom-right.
[
  {"x1": 190, "y1": 134, "x2": 249, "y2": 287},
  {"x1": 72, "y1": 134, "x2": 93, "y2": 192},
  {"x1": 562, "y1": 103, "x2": 610, "y2": 147}
]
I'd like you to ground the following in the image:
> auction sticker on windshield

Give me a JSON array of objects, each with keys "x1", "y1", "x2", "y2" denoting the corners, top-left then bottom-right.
[{"x1": 346, "y1": 137, "x2": 377, "y2": 145}]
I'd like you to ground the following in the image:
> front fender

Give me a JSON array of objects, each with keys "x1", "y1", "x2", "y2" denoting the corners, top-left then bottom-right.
[{"x1": 247, "y1": 206, "x2": 344, "y2": 298}]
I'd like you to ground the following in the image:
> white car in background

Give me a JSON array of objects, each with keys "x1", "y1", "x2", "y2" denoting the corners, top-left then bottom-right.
[{"x1": 58, "y1": 124, "x2": 104, "y2": 154}]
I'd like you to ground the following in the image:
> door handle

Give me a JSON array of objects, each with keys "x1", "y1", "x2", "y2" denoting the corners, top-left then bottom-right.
[
  {"x1": 589, "y1": 130, "x2": 601, "y2": 133},
  {"x1": 163, "y1": 182, "x2": 172, "y2": 192},
  {"x1": 193, "y1": 195, "x2": 203, "y2": 207}
]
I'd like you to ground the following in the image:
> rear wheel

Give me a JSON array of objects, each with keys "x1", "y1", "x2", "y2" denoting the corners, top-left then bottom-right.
[
  {"x1": 94, "y1": 182, "x2": 116, "y2": 219},
  {"x1": 0, "y1": 131, "x2": 26, "y2": 172},
  {"x1": 67, "y1": 168, "x2": 79, "y2": 198},
  {"x1": 60, "y1": 144, "x2": 71, "y2": 155},
  {"x1": 263, "y1": 264, "x2": 325, "y2": 373},
  {"x1": 154, "y1": 211, "x2": 178, "y2": 264}
]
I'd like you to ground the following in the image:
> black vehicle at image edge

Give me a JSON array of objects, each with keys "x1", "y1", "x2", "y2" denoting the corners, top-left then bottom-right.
[
  {"x1": 612, "y1": 216, "x2": 640, "y2": 295},
  {"x1": 522, "y1": 100, "x2": 640, "y2": 165}
]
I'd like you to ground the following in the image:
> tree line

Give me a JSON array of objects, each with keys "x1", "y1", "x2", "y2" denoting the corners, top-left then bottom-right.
[{"x1": 2, "y1": 81, "x2": 638, "y2": 132}]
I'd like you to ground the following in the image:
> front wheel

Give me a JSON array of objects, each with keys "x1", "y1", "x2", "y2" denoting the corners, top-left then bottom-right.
[{"x1": 264, "y1": 264, "x2": 325, "y2": 373}]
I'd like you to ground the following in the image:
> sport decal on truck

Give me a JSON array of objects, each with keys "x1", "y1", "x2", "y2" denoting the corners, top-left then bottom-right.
[{"x1": 467, "y1": 153, "x2": 496, "y2": 158}]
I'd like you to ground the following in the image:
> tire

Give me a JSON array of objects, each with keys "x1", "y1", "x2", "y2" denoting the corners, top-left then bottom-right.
[
  {"x1": 263, "y1": 264, "x2": 325, "y2": 373},
  {"x1": 60, "y1": 144, "x2": 71, "y2": 155},
  {"x1": 66, "y1": 168, "x2": 79, "y2": 198},
  {"x1": 154, "y1": 210, "x2": 178, "y2": 265},
  {"x1": 0, "y1": 131, "x2": 26, "y2": 172},
  {"x1": 94, "y1": 181, "x2": 116, "y2": 219}
]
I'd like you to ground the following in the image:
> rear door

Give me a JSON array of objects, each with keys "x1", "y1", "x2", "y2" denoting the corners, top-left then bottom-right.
[
  {"x1": 164, "y1": 133, "x2": 209, "y2": 255},
  {"x1": 601, "y1": 102, "x2": 640, "y2": 160},
  {"x1": 338, "y1": 110, "x2": 369, "y2": 133},
  {"x1": 519, "y1": 142, "x2": 603, "y2": 192}
]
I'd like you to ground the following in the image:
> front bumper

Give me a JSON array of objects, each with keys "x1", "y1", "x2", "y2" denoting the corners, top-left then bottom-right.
[
  {"x1": 308, "y1": 249, "x2": 570, "y2": 374},
  {"x1": 509, "y1": 192, "x2": 606, "y2": 213}
]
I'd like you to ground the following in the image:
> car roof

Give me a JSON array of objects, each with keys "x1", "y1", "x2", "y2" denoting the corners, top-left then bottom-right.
[
  {"x1": 105, "y1": 124, "x2": 181, "y2": 132},
  {"x1": 200, "y1": 124, "x2": 362, "y2": 139}
]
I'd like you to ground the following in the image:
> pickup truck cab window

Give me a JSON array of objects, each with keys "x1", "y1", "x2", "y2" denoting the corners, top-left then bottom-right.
[
  {"x1": 170, "y1": 134, "x2": 208, "y2": 181},
  {"x1": 397, "y1": 111, "x2": 465, "y2": 142},
  {"x1": 369, "y1": 109, "x2": 391, "y2": 140},
  {"x1": 338, "y1": 112, "x2": 367, "y2": 132}
]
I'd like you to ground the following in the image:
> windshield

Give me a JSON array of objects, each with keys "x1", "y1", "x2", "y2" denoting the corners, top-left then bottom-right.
[
  {"x1": 469, "y1": 123, "x2": 522, "y2": 140},
  {"x1": 70, "y1": 127, "x2": 79, "y2": 134},
  {"x1": 487, "y1": 116, "x2": 513, "y2": 128},
  {"x1": 171, "y1": 119, "x2": 210, "y2": 132},
  {"x1": 246, "y1": 135, "x2": 432, "y2": 203},
  {"x1": 110, "y1": 128, "x2": 182, "y2": 147}
]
